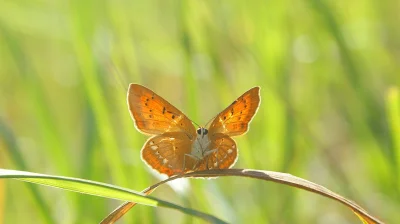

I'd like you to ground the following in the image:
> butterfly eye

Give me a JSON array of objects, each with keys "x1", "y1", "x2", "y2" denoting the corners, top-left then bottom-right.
[
  {"x1": 203, "y1": 129, "x2": 208, "y2": 135},
  {"x1": 197, "y1": 128, "x2": 202, "y2": 135}
]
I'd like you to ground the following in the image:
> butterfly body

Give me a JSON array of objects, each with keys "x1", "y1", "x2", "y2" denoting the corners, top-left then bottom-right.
[{"x1": 127, "y1": 84, "x2": 260, "y2": 177}]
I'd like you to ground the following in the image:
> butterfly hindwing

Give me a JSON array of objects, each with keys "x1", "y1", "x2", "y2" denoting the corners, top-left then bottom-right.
[
  {"x1": 127, "y1": 84, "x2": 196, "y2": 137},
  {"x1": 141, "y1": 132, "x2": 195, "y2": 176},
  {"x1": 197, "y1": 133, "x2": 238, "y2": 170},
  {"x1": 209, "y1": 87, "x2": 260, "y2": 136}
]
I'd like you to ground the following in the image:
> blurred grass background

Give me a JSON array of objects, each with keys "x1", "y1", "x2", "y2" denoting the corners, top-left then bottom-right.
[{"x1": 0, "y1": 0, "x2": 399, "y2": 223}]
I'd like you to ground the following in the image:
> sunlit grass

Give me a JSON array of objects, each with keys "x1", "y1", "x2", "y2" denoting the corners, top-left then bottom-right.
[{"x1": 0, "y1": 0, "x2": 399, "y2": 223}]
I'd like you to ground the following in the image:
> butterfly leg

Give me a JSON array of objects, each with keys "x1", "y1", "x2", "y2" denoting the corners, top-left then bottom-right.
[{"x1": 183, "y1": 153, "x2": 199, "y2": 172}]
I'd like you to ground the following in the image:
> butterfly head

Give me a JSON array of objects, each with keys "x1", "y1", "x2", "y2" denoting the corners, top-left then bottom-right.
[{"x1": 196, "y1": 127, "x2": 208, "y2": 138}]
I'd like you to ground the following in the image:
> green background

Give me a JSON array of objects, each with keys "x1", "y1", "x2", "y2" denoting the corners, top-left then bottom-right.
[{"x1": 0, "y1": 0, "x2": 399, "y2": 223}]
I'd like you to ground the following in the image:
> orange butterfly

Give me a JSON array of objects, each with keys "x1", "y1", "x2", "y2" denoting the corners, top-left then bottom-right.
[{"x1": 127, "y1": 84, "x2": 260, "y2": 177}]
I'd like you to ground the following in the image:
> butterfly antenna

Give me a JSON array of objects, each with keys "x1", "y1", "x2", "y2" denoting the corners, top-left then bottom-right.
[
  {"x1": 204, "y1": 114, "x2": 218, "y2": 128},
  {"x1": 190, "y1": 119, "x2": 201, "y2": 128}
]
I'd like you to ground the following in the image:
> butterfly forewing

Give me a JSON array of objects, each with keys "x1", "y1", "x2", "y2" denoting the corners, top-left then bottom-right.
[
  {"x1": 141, "y1": 132, "x2": 195, "y2": 176},
  {"x1": 127, "y1": 84, "x2": 196, "y2": 137},
  {"x1": 197, "y1": 133, "x2": 238, "y2": 170},
  {"x1": 209, "y1": 87, "x2": 260, "y2": 136}
]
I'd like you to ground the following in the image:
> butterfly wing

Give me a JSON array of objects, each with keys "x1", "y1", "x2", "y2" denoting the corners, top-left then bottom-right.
[
  {"x1": 141, "y1": 132, "x2": 195, "y2": 176},
  {"x1": 209, "y1": 87, "x2": 260, "y2": 136},
  {"x1": 127, "y1": 84, "x2": 196, "y2": 137},
  {"x1": 196, "y1": 133, "x2": 238, "y2": 170}
]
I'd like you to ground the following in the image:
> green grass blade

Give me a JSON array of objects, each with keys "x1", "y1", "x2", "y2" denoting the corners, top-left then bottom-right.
[
  {"x1": 68, "y1": 1, "x2": 128, "y2": 187},
  {"x1": 0, "y1": 169, "x2": 227, "y2": 224},
  {"x1": 386, "y1": 87, "x2": 400, "y2": 184},
  {"x1": 0, "y1": 121, "x2": 55, "y2": 224},
  {"x1": 0, "y1": 169, "x2": 157, "y2": 207}
]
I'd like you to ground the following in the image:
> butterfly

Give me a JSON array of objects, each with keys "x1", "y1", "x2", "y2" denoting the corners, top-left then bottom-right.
[{"x1": 127, "y1": 84, "x2": 260, "y2": 177}]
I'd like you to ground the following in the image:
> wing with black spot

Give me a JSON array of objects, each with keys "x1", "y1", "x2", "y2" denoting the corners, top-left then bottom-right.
[
  {"x1": 208, "y1": 87, "x2": 260, "y2": 136},
  {"x1": 127, "y1": 84, "x2": 196, "y2": 137}
]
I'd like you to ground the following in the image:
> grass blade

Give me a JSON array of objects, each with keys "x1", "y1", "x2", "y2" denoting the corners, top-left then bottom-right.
[
  {"x1": 386, "y1": 87, "x2": 400, "y2": 180},
  {"x1": 0, "y1": 121, "x2": 54, "y2": 223},
  {"x1": 102, "y1": 169, "x2": 383, "y2": 224},
  {"x1": 0, "y1": 169, "x2": 227, "y2": 224}
]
